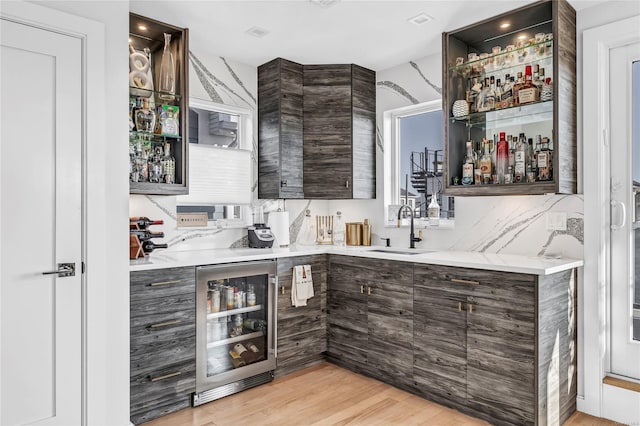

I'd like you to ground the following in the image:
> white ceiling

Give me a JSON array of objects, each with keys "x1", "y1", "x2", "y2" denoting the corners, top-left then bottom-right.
[{"x1": 129, "y1": 0, "x2": 607, "y2": 71}]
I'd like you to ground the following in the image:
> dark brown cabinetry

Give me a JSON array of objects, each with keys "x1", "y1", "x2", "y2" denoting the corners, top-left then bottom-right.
[
  {"x1": 130, "y1": 267, "x2": 196, "y2": 425},
  {"x1": 258, "y1": 58, "x2": 304, "y2": 199},
  {"x1": 129, "y1": 13, "x2": 189, "y2": 195},
  {"x1": 327, "y1": 256, "x2": 413, "y2": 389},
  {"x1": 413, "y1": 264, "x2": 576, "y2": 426},
  {"x1": 303, "y1": 65, "x2": 376, "y2": 199},
  {"x1": 443, "y1": 0, "x2": 576, "y2": 196},
  {"x1": 275, "y1": 255, "x2": 328, "y2": 377},
  {"x1": 257, "y1": 61, "x2": 376, "y2": 199}
]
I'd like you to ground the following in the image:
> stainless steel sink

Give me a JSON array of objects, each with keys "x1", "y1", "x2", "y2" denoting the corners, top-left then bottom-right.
[{"x1": 367, "y1": 248, "x2": 432, "y2": 255}]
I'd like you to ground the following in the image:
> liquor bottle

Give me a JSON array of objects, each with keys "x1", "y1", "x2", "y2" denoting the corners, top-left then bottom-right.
[
  {"x1": 461, "y1": 141, "x2": 475, "y2": 185},
  {"x1": 494, "y1": 78, "x2": 502, "y2": 110},
  {"x1": 162, "y1": 142, "x2": 176, "y2": 184},
  {"x1": 134, "y1": 98, "x2": 156, "y2": 133},
  {"x1": 540, "y1": 74, "x2": 553, "y2": 102},
  {"x1": 479, "y1": 141, "x2": 493, "y2": 183},
  {"x1": 130, "y1": 217, "x2": 164, "y2": 228},
  {"x1": 496, "y1": 132, "x2": 509, "y2": 184},
  {"x1": 518, "y1": 65, "x2": 540, "y2": 104},
  {"x1": 508, "y1": 135, "x2": 515, "y2": 170},
  {"x1": 513, "y1": 72, "x2": 524, "y2": 106},
  {"x1": 486, "y1": 76, "x2": 496, "y2": 111},
  {"x1": 130, "y1": 229, "x2": 165, "y2": 241},
  {"x1": 501, "y1": 74, "x2": 513, "y2": 108},
  {"x1": 537, "y1": 136, "x2": 554, "y2": 181},
  {"x1": 533, "y1": 65, "x2": 544, "y2": 93},
  {"x1": 514, "y1": 133, "x2": 528, "y2": 183},
  {"x1": 467, "y1": 77, "x2": 482, "y2": 114},
  {"x1": 141, "y1": 240, "x2": 169, "y2": 253},
  {"x1": 527, "y1": 138, "x2": 537, "y2": 180},
  {"x1": 149, "y1": 146, "x2": 164, "y2": 183}
]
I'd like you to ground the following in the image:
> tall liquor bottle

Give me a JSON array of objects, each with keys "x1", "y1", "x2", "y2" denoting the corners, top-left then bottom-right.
[
  {"x1": 461, "y1": 141, "x2": 475, "y2": 185},
  {"x1": 514, "y1": 133, "x2": 528, "y2": 183},
  {"x1": 479, "y1": 141, "x2": 493, "y2": 184},
  {"x1": 496, "y1": 132, "x2": 509, "y2": 184},
  {"x1": 518, "y1": 65, "x2": 540, "y2": 104}
]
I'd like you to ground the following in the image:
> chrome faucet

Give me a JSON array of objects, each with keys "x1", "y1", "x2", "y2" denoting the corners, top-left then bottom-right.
[{"x1": 397, "y1": 205, "x2": 422, "y2": 249}]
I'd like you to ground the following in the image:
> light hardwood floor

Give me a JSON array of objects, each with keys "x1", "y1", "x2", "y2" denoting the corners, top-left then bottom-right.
[{"x1": 142, "y1": 363, "x2": 621, "y2": 426}]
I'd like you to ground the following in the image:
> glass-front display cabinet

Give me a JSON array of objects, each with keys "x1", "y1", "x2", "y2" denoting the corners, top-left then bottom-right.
[
  {"x1": 129, "y1": 13, "x2": 189, "y2": 195},
  {"x1": 443, "y1": 0, "x2": 576, "y2": 196}
]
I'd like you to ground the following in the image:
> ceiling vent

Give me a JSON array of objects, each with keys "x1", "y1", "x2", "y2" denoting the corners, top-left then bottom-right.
[
  {"x1": 408, "y1": 13, "x2": 434, "y2": 26},
  {"x1": 309, "y1": 0, "x2": 340, "y2": 8},
  {"x1": 245, "y1": 26, "x2": 270, "y2": 38}
]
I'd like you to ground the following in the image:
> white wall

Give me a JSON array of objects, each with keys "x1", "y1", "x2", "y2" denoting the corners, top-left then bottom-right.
[{"x1": 32, "y1": 1, "x2": 131, "y2": 424}]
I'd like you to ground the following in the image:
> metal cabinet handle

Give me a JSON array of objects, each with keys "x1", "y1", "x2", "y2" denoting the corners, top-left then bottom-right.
[
  {"x1": 345, "y1": 180, "x2": 350, "y2": 188},
  {"x1": 42, "y1": 263, "x2": 75, "y2": 277},
  {"x1": 149, "y1": 280, "x2": 180, "y2": 287},
  {"x1": 367, "y1": 287, "x2": 372, "y2": 295},
  {"x1": 360, "y1": 285, "x2": 364, "y2": 294},
  {"x1": 451, "y1": 278, "x2": 480, "y2": 285},
  {"x1": 281, "y1": 180, "x2": 288, "y2": 187},
  {"x1": 468, "y1": 304, "x2": 474, "y2": 314},
  {"x1": 150, "y1": 371, "x2": 181, "y2": 382},
  {"x1": 272, "y1": 276, "x2": 278, "y2": 358},
  {"x1": 148, "y1": 319, "x2": 182, "y2": 329},
  {"x1": 458, "y1": 302, "x2": 462, "y2": 312}
]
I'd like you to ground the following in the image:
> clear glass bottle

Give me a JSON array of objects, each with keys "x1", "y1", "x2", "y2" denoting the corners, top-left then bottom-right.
[
  {"x1": 162, "y1": 142, "x2": 175, "y2": 184},
  {"x1": 158, "y1": 33, "x2": 176, "y2": 100},
  {"x1": 149, "y1": 146, "x2": 164, "y2": 183},
  {"x1": 333, "y1": 211, "x2": 345, "y2": 246},
  {"x1": 537, "y1": 136, "x2": 553, "y2": 181},
  {"x1": 514, "y1": 133, "x2": 528, "y2": 183},
  {"x1": 494, "y1": 78, "x2": 503, "y2": 110},
  {"x1": 134, "y1": 97, "x2": 156, "y2": 133},
  {"x1": 479, "y1": 141, "x2": 493, "y2": 184},
  {"x1": 297, "y1": 209, "x2": 317, "y2": 246},
  {"x1": 513, "y1": 72, "x2": 524, "y2": 106},
  {"x1": 427, "y1": 195, "x2": 440, "y2": 226},
  {"x1": 501, "y1": 74, "x2": 513, "y2": 108},
  {"x1": 461, "y1": 141, "x2": 475, "y2": 185}
]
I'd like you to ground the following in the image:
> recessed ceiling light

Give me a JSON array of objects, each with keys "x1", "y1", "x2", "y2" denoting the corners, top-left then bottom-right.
[
  {"x1": 245, "y1": 26, "x2": 270, "y2": 38},
  {"x1": 518, "y1": 34, "x2": 527, "y2": 40},
  {"x1": 500, "y1": 22, "x2": 511, "y2": 29},
  {"x1": 137, "y1": 24, "x2": 147, "y2": 31},
  {"x1": 309, "y1": 0, "x2": 340, "y2": 8},
  {"x1": 408, "y1": 12, "x2": 434, "y2": 26}
]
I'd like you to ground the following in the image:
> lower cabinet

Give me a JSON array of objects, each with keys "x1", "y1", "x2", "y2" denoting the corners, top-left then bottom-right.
[
  {"x1": 275, "y1": 255, "x2": 328, "y2": 377},
  {"x1": 327, "y1": 255, "x2": 414, "y2": 389},
  {"x1": 412, "y1": 264, "x2": 576, "y2": 426},
  {"x1": 130, "y1": 267, "x2": 196, "y2": 425}
]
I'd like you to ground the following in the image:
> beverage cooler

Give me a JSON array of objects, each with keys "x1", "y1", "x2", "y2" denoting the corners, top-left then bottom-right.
[{"x1": 193, "y1": 260, "x2": 277, "y2": 406}]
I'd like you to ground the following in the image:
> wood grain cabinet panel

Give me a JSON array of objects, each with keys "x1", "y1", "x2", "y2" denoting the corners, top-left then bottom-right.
[
  {"x1": 327, "y1": 256, "x2": 414, "y2": 388},
  {"x1": 275, "y1": 255, "x2": 328, "y2": 377},
  {"x1": 258, "y1": 58, "x2": 304, "y2": 199},
  {"x1": 412, "y1": 263, "x2": 576, "y2": 426},
  {"x1": 130, "y1": 267, "x2": 196, "y2": 425}
]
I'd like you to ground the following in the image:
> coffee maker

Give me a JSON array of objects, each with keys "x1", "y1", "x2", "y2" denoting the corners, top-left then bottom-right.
[{"x1": 248, "y1": 206, "x2": 274, "y2": 248}]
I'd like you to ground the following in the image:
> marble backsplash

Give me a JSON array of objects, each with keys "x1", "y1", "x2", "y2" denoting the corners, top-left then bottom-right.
[{"x1": 130, "y1": 49, "x2": 583, "y2": 260}]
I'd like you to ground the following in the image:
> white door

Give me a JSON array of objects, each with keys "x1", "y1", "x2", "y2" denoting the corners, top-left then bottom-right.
[
  {"x1": 1, "y1": 16, "x2": 83, "y2": 426},
  {"x1": 610, "y1": 41, "x2": 640, "y2": 380}
]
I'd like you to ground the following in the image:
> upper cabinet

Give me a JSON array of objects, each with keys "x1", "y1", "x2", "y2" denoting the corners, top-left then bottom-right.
[
  {"x1": 443, "y1": 0, "x2": 576, "y2": 196},
  {"x1": 257, "y1": 60, "x2": 376, "y2": 200},
  {"x1": 258, "y1": 58, "x2": 304, "y2": 199},
  {"x1": 129, "y1": 13, "x2": 189, "y2": 195}
]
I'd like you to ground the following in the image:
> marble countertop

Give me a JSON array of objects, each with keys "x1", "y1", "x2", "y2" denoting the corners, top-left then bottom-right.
[{"x1": 130, "y1": 245, "x2": 583, "y2": 276}]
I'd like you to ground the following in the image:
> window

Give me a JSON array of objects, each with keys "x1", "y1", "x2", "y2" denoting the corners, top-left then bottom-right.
[
  {"x1": 383, "y1": 100, "x2": 454, "y2": 224},
  {"x1": 176, "y1": 99, "x2": 253, "y2": 226}
]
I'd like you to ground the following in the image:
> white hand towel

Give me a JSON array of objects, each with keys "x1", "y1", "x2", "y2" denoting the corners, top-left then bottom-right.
[{"x1": 291, "y1": 265, "x2": 314, "y2": 307}]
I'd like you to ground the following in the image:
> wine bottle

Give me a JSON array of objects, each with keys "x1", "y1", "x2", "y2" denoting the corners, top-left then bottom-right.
[
  {"x1": 130, "y1": 217, "x2": 164, "y2": 228},
  {"x1": 130, "y1": 229, "x2": 164, "y2": 241},
  {"x1": 141, "y1": 240, "x2": 168, "y2": 253}
]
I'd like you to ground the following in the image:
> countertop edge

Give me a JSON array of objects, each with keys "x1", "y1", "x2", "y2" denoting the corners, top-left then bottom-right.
[{"x1": 130, "y1": 246, "x2": 583, "y2": 276}]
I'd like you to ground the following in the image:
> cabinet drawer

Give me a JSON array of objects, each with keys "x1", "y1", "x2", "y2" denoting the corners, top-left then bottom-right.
[
  {"x1": 130, "y1": 267, "x2": 195, "y2": 302},
  {"x1": 131, "y1": 290, "x2": 195, "y2": 320},
  {"x1": 331, "y1": 256, "x2": 413, "y2": 285},
  {"x1": 276, "y1": 254, "x2": 328, "y2": 275},
  {"x1": 131, "y1": 332, "x2": 195, "y2": 378},
  {"x1": 414, "y1": 264, "x2": 535, "y2": 291},
  {"x1": 130, "y1": 359, "x2": 195, "y2": 425}
]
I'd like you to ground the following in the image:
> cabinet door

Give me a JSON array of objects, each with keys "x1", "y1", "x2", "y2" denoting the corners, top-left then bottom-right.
[
  {"x1": 413, "y1": 265, "x2": 468, "y2": 401},
  {"x1": 465, "y1": 270, "x2": 536, "y2": 425},
  {"x1": 327, "y1": 258, "x2": 368, "y2": 372},
  {"x1": 275, "y1": 255, "x2": 327, "y2": 377},
  {"x1": 367, "y1": 279, "x2": 413, "y2": 388},
  {"x1": 303, "y1": 65, "x2": 353, "y2": 199}
]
